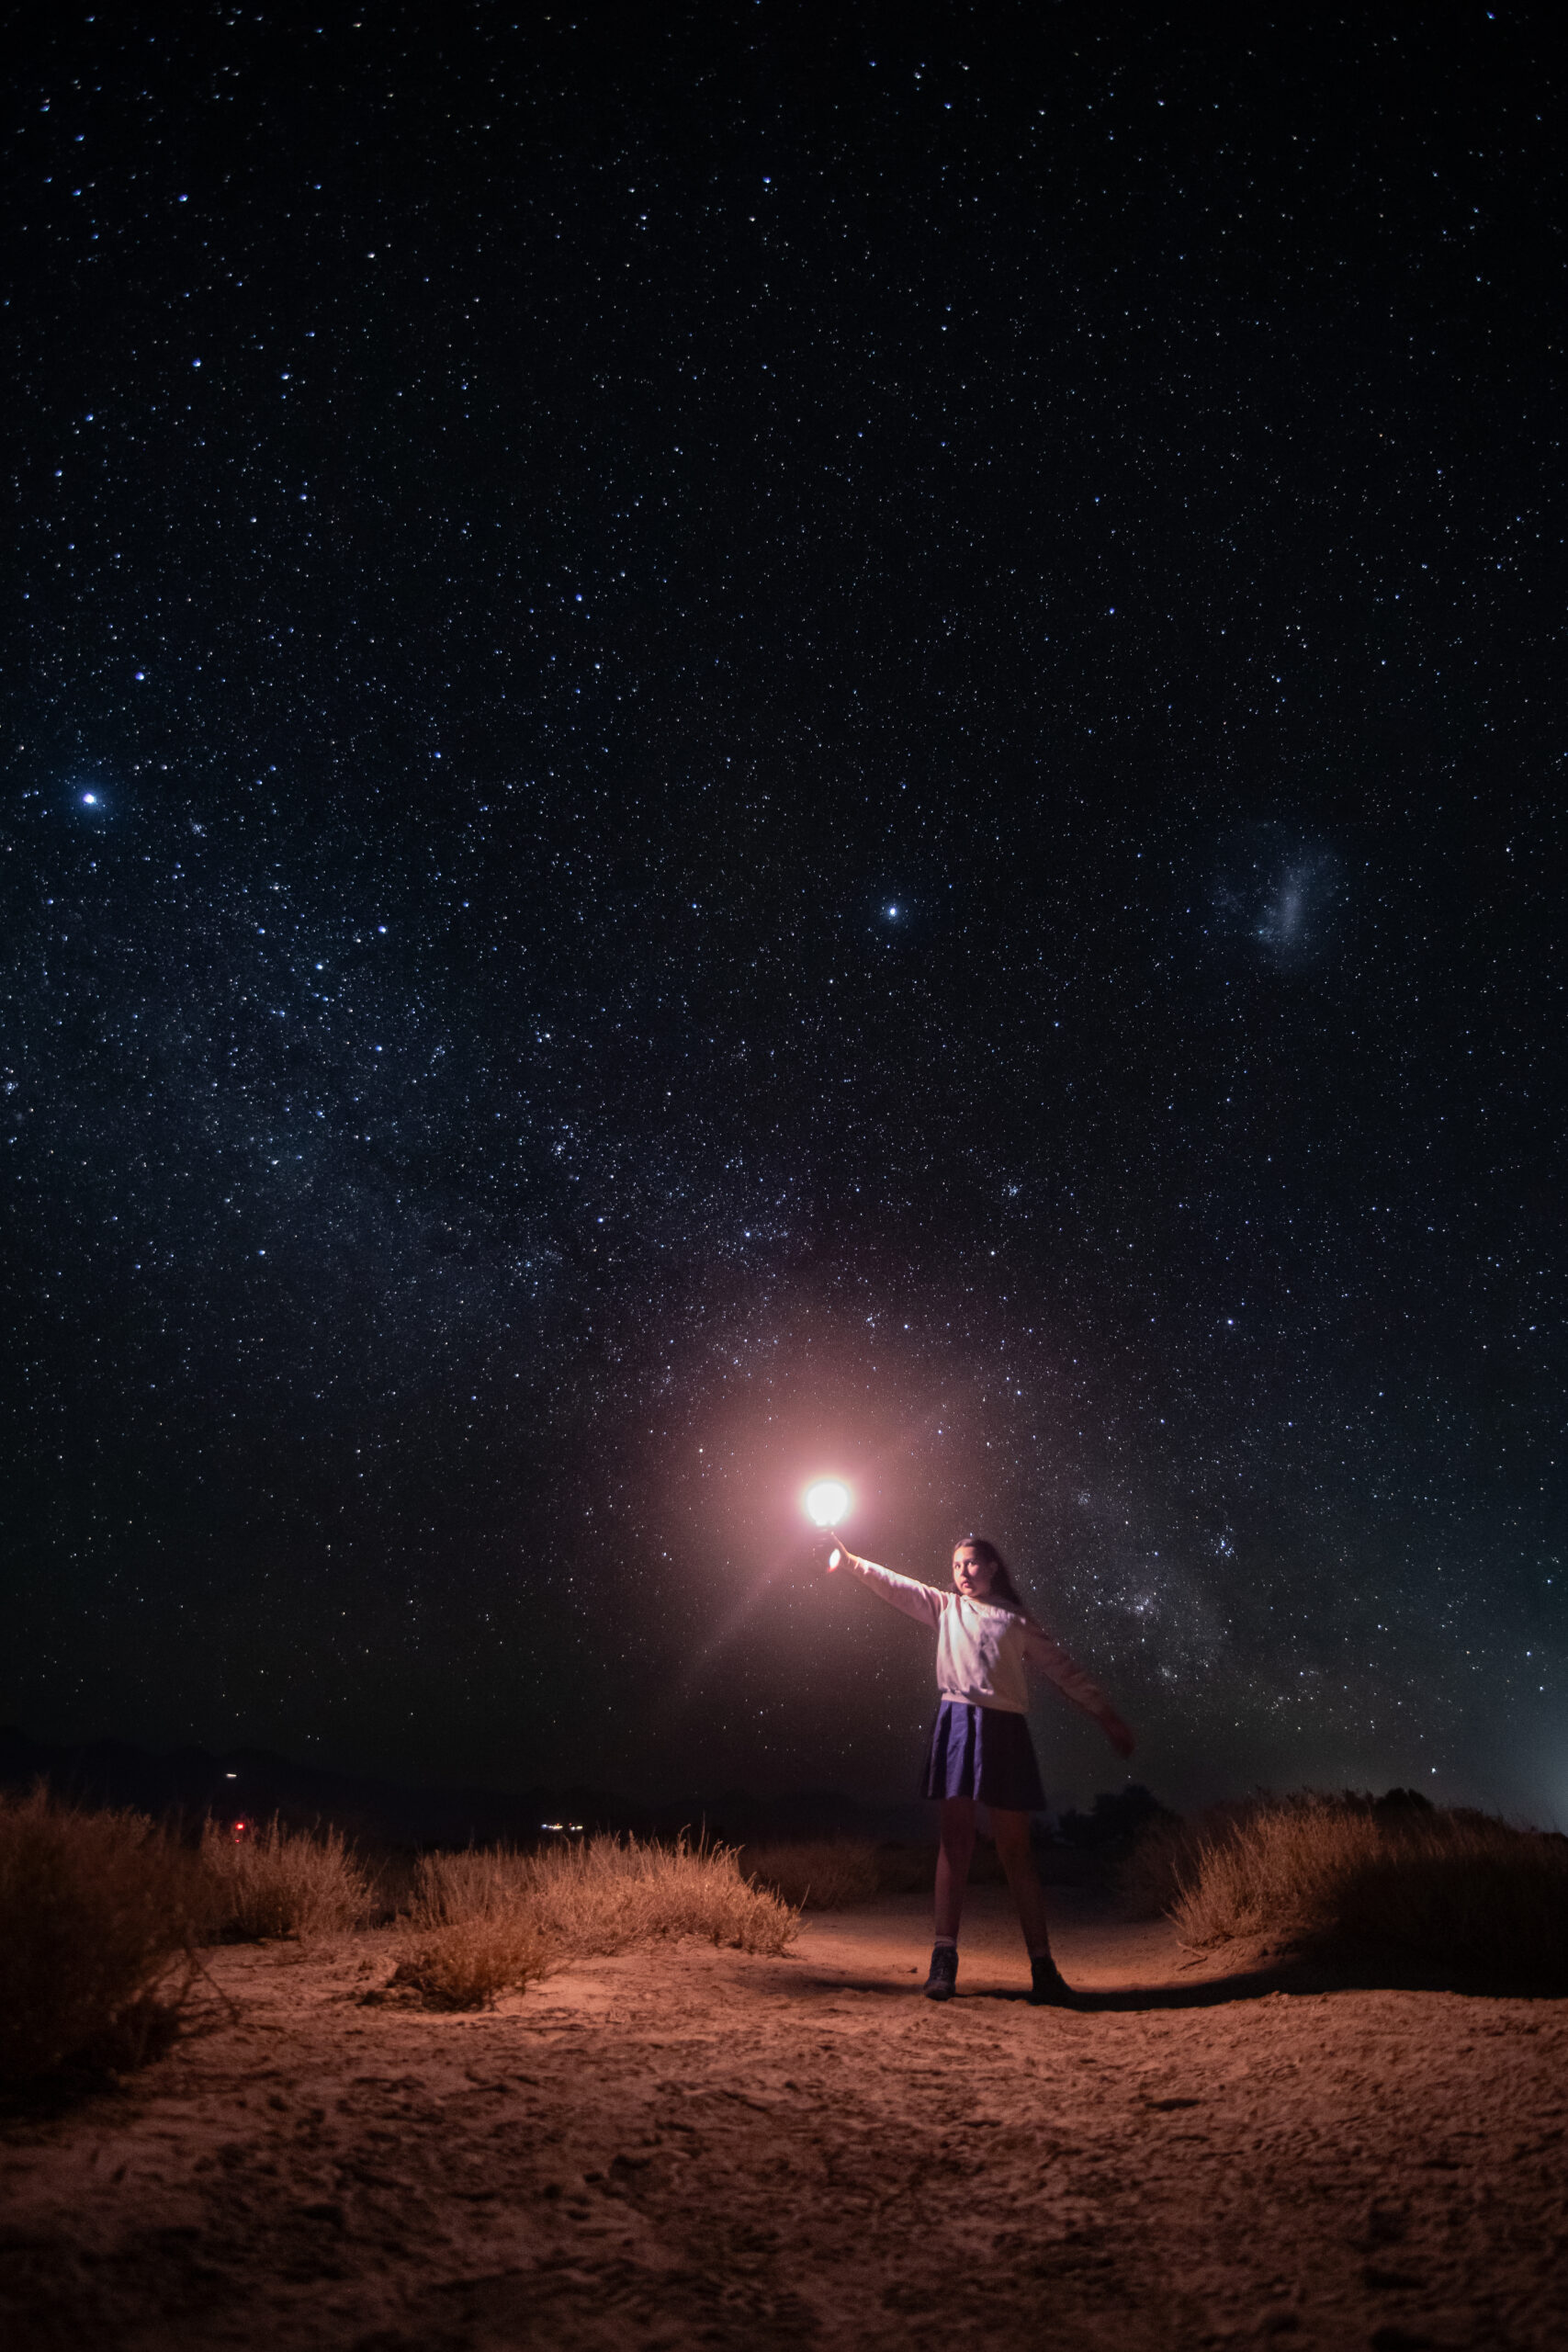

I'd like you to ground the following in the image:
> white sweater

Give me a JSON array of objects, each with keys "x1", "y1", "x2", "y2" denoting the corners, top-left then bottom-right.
[{"x1": 840, "y1": 1552, "x2": 1111, "y2": 1723}]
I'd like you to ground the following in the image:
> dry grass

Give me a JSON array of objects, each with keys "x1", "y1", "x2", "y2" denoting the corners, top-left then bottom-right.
[
  {"x1": 391, "y1": 1834, "x2": 797, "y2": 2010},
  {"x1": 1117, "y1": 1799, "x2": 1262, "y2": 1921},
  {"x1": 1126, "y1": 1793, "x2": 1568, "y2": 1988},
  {"x1": 0, "y1": 1788, "x2": 211, "y2": 2083},
  {"x1": 741, "y1": 1838, "x2": 881, "y2": 1910},
  {"x1": 870, "y1": 1841, "x2": 940, "y2": 1894},
  {"x1": 199, "y1": 1816, "x2": 371, "y2": 1941},
  {"x1": 389, "y1": 1913, "x2": 556, "y2": 2011}
]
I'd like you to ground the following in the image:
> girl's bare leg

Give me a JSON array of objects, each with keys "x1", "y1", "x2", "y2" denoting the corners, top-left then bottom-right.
[
  {"x1": 934, "y1": 1795, "x2": 977, "y2": 1939},
  {"x1": 990, "y1": 1807, "x2": 1054, "y2": 1955}
]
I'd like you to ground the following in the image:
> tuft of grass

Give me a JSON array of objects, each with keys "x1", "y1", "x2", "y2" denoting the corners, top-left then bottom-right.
[
  {"x1": 741, "y1": 1838, "x2": 881, "y2": 1910},
  {"x1": 390, "y1": 1913, "x2": 555, "y2": 2010},
  {"x1": 0, "y1": 1788, "x2": 211, "y2": 2084},
  {"x1": 390, "y1": 1833, "x2": 797, "y2": 2010},
  {"x1": 199, "y1": 1816, "x2": 371, "y2": 1941},
  {"x1": 1127, "y1": 1793, "x2": 1568, "y2": 1988}
]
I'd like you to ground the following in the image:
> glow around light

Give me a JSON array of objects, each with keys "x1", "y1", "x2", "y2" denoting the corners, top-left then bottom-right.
[{"x1": 804, "y1": 1478, "x2": 850, "y2": 1528}]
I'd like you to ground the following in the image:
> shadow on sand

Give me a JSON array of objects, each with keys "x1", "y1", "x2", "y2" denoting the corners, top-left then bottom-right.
[
  {"x1": 781, "y1": 1962, "x2": 1305, "y2": 2011},
  {"x1": 783, "y1": 1957, "x2": 1564, "y2": 2009}
]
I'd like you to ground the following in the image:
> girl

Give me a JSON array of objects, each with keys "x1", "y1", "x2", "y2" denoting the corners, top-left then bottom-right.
[{"x1": 827, "y1": 1532, "x2": 1134, "y2": 2006}]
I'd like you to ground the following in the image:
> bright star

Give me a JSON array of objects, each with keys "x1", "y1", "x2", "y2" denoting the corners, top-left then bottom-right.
[{"x1": 82, "y1": 792, "x2": 98, "y2": 806}]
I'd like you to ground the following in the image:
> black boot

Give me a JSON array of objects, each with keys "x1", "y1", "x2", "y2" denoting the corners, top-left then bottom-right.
[
  {"x1": 923, "y1": 1944, "x2": 958, "y2": 2002},
  {"x1": 1028, "y1": 1953, "x2": 1079, "y2": 2008}
]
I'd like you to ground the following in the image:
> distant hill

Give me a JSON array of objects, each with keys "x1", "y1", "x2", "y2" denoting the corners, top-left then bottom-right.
[{"x1": 0, "y1": 1725, "x2": 932, "y2": 1849}]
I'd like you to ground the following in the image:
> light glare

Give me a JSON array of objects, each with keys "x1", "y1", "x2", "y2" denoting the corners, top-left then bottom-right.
[{"x1": 805, "y1": 1478, "x2": 850, "y2": 1527}]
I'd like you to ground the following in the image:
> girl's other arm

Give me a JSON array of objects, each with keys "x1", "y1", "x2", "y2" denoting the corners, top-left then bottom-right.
[
  {"x1": 829, "y1": 1548, "x2": 944, "y2": 1630},
  {"x1": 1019, "y1": 1622, "x2": 1136, "y2": 1756}
]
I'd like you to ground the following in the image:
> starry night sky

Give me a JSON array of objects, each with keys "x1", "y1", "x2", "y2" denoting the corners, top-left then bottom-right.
[{"x1": 4, "y1": 5, "x2": 1563, "y2": 1819}]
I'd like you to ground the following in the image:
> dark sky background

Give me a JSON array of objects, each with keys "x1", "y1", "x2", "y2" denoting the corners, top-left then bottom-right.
[{"x1": 4, "y1": 4, "x2": 1563, "y2": 1819}]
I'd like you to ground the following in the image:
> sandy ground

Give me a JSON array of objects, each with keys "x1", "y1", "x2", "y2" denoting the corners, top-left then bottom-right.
[{"x1": 2, "y1": 1888, "x2": 1565, "y2": 2351}]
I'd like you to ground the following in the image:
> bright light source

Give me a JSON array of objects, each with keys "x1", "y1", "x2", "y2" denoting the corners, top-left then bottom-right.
[{"x1": 805, "y1": 1478, "x2": 850, "y2": 1528}]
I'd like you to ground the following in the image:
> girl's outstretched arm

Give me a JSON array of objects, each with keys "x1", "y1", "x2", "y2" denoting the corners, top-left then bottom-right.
[
  {"x1": 1018, "y1": 1621, "x2": 1136, "y2": 1756},
  {"x1": 829, "y1": 1546, "x2": 944, "y2": 1629}
]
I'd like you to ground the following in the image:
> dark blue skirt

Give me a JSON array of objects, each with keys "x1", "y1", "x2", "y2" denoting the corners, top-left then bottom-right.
[{"x1": 921, "y1": 1700, "x2": 1046, "y2": 1811}]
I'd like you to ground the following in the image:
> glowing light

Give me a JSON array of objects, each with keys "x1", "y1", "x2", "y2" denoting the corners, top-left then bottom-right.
[
  {"x1": 805, "y1": 1478, "x2": 850, "y2": 1528},
  {"x1": 82, "y1": 792, "x2": 98, "y2": 806}
]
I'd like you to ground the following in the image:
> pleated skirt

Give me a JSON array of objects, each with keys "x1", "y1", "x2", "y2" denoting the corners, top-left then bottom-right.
[{"x1": 920, "y1": 1699, "x2": 1046, "y2": 1811}]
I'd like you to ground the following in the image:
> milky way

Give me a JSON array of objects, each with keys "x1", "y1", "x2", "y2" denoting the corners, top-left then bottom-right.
[{"x1": 3, "y1": 8, "x2": 1562, "y2": 1816}]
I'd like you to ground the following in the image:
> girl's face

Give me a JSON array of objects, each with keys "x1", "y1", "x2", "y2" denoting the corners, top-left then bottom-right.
[{"x1": 952, "y1": 1544, "x2": 995, "y2": 1600}]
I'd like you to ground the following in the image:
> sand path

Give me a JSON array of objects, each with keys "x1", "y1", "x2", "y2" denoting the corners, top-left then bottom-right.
[{"x1": 3, "y1": 1889, "x2": 1564, "y2": 2349}]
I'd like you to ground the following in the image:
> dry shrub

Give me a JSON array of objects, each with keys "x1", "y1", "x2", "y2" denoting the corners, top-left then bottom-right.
[
  {"x1": 200, "y1": 1816, "x2": 370, "y2": 1940},
  {"x1": 741, "y1": 1838, "x2": 880, "y2": 1910},
  {"x1": 391, "y1": 1914, "x2": 554, "y2": 2010},
  {"x1": 1117, "y1": 1799, "x2": 1261, "y2": 1920},
  {"x1": 389, "y1": 1846, "x2": 553, "y2": 2008},
  {"x1": 391, "y1": 1834, "x2": 796, "y2": 2010},
  {"x1": 0, "y1": 1788, "x2": 210, "y2": 2083},
  {"x1": 872, "y1": 1842, "x2": 938, "y2": 1895},
  {"x1": 1148, "y1": 1795, "x2": 1568, "y2": 1987}
]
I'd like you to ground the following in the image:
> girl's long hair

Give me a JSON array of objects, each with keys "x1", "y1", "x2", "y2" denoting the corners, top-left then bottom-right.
[{"x1": 955, "y1": 1534, "x2": 1026, "y2": 1612}]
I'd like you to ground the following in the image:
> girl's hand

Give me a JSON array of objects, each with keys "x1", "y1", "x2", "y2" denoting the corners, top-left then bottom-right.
[{"x1": 1100, "y1": 1710, "x2": 1135, "y2": 1759}]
